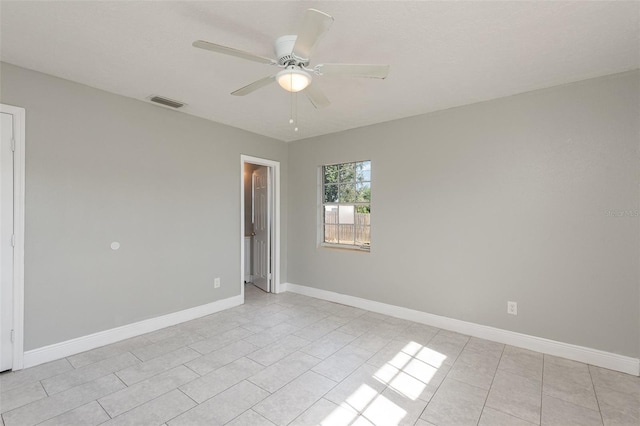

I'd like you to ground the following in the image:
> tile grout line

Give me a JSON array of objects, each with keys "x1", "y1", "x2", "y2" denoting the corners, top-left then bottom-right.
[
  {"x1": 540, "y1": 354, "x2": 545, "y2": 425},
  {"x1": 307, "y1": 364, "x2": 352, "y2": 385},
  {"x1": 221, "y1": 409, "x2": 248, "y2": 426},
  {"x1": 181, "y1": 363, "x2": 202, "y2": 378},
  {"x1": 475, "y1": 344, "x2": 506, "y2": 426},
  {"x1": 148, "y1": 388, "x2": 196, "y2": 426},
  {"x1": 104, "y1": 384, "x2": 194, "y2": 422},
  {"x1": 587, "y1": 365, "x2": 605, "y2": 425},
  {"x1": 39, "y1": 379, "x2": 50, "y2": 397},
  {"x1": 248, "y1": 409, "x2": 274, "y2": 425},
  {"x1": 180, "y1": 358, "x2": 262, "y2": 404},
  {"x1": 363, "y1": 328, "x2": 446, "y2": 424},
  {"x1": 45, "y1": 371, "x2": 128, "y2": 398},
  {"x1": 230, "y1": 382, "x2": 272, "y2": 423},
  {"x1": 95, "y1": 399, "x2": 112, "y2": 419},
  {"x1": 132, "y1": 337, "x2": 210, "y2": 364},
  {"x1": 542, "y1": 357, "x2": 606, "y2": 415},
  {"x1": 177, "y1": 387, "x2": 199, "y2": 406},
  {"x1": 245, "y1": 377, "x2": 276, "y2": 396},
  {"x1": 410, "y1": 330, "x2": 456, "y2": 423},
  {"x1": 30, "y1": 397, "x2": 106, "y2": 425},
  {"x1": 98, "y1": 364, "x2": 203, "y2": 416},
  {"x1": 37, "y1": 351, "x2": 138, "y2": 393},
  {"x1": 129, "y1": 351, "x2": 144, "y2": 363},
  {"x1": 278, "y1": 373, "x2": 341, "y2": 426},
  {"x1": 115, "y1": 355, "x2": 204, "y2": 387},
  {"x1": 64, "y1": 356, "x2": 79, "y2": 370},
  {"x1": 65, "y1": 338, "x2": 157, "y2": 370}
]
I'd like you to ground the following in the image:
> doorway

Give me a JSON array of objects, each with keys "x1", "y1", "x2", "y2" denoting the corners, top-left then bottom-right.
[
  {"x1": 240, "y1": 155, "x2": 280, "y2": 299},
  {"x1": 0, "y1": 103, "x2": 25, "y2": 371}
]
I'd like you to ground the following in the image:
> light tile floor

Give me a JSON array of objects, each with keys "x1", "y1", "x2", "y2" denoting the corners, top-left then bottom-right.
[{"x1": 1, "y1": 285, "x2": 638, "y2": 426}]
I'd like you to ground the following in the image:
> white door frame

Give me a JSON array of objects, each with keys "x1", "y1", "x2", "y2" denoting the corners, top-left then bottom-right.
[
  {"x1": 240, "y1": 155, "x2": 281, "y2": 299},
  {"x1": 251, "y1": 166, "x2": 271, "y2": 292},
  {"x1": 1, "y1": 103, "x2": 25, "y2": 371}
]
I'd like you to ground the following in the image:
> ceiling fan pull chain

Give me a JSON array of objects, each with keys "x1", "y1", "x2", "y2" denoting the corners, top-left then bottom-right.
[
  {"x1": 289, "y1": 70, "x2": 298, "y2": 132},
  {"x1": 289, "y1": 82, "x2": 294, "y2": 125},
  {"x1": 289, "y1": 76, "x2": 294, "y2": 124},
  {"x1": 294, "y1": 91, "x2": 299, "y2": 132}
]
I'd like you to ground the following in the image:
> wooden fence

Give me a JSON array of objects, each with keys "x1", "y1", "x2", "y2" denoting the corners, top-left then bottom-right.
[{"x1": 324, "y1": 211, "x2": 370, "y2": 245}]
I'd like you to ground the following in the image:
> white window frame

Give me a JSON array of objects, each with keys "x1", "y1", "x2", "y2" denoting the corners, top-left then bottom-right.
[{"x1": 318, "y1": 160, "x2": 371, "y2": 252}]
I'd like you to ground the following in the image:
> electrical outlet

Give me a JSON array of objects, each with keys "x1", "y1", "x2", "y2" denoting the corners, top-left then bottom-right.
[
  {"x1": 507, "y1": 301, "x2": 517, "y2": 315},
  {"x1": 214, "y1": 277, "x2": 221, "y2": 289}
]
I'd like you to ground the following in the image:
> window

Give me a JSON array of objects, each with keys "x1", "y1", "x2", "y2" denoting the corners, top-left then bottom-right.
[{"x1": 322, "y1": 160, "x2": 371, "y2": 250}]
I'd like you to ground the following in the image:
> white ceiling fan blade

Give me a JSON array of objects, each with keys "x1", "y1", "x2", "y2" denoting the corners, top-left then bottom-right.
[
  {"x1": 193, "y1": 40, "x2": 276, "y2": 65},
  {"x1": 304, "y1": 83, "x2": 330, "y2": 109},
  {"x1": 231, "y1": 75, "x2": 276, "y2": 96},
  {"x1": 316, "y1": 63, "x2": 390, "y2": 79},
  {"x1": 292, "y1": 9, "x2": 334, "y2": 63}
]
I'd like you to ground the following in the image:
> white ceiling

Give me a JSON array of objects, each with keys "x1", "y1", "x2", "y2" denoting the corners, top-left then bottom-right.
[{"x1": 1, "y1": 1, "x2": 638, "y2": 142}]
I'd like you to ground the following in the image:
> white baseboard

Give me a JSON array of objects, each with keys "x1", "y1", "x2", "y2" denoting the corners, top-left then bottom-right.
[
  {"x1": 23, "y1": 295, "x2": 244, "y2": 369},
  {"x1": 284, "y1": 283, "x2": 639, "y2": 376}
]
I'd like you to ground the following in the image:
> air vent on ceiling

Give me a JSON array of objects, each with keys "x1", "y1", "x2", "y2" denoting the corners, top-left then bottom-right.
[{"x1": 149, "y1": 95, "x2": 185, "y2": 109}]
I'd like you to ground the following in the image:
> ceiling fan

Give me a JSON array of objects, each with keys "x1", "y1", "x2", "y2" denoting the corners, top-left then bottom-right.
[{"x1": 193, "y1": 8, "x2": 390, "y2": 108}]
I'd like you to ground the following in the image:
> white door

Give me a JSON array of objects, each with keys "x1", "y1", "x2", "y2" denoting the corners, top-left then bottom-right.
[
  {"x1": 0, "y1": 112, "x2": 14, "y2": 371},
  {"x1": 252, "y1": 166, "x2": 270, "y2": 292}
]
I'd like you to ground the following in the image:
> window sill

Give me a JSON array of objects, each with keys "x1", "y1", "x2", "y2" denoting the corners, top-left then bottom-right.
[{"x1": 320, "y1": 243, "x2": 370, "y2": 252}]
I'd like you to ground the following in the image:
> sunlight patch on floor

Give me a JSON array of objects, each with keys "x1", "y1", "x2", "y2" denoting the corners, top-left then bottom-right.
[
  {"x1": 360, "y1": 393, "x2": 408, "y2": 425},
  {"x1": 343, "y1": 384, "x2": 381, "y2": 412},
  {"x1": 375, "y1": 342, "x2": 444, "y2": 401},
  {"x1": 403, "y1": 341, "x2": 447, "y2": 368},
  {"x1": 321, "y1": 341, "x2": 446, "y2": 425}
]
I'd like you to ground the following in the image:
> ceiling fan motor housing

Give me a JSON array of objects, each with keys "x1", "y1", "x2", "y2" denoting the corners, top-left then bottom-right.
[
  {"x1": 275, "y1": 35, "x2": 306, "y2": 66},
  {"x1": 191, "y1": 8, "x2": 388, "y2": 107}
]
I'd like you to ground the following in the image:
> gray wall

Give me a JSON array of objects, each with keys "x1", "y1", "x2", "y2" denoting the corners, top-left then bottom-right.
[
  {"x1": 288, "y1": 71, "x2": 640, "y2": 358},
  {"x1": 0, "y1": 62, "x2": 288, "y2": 350},
  {"x1": 2, "y1": 60, "x2": 637, "y2": 358}
]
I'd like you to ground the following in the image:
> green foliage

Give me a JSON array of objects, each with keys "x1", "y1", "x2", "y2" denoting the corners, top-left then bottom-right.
[
  {"x1": 356, "y1": 183, "x2": 370, "y2": 202},
  {"x1": 324, "y1": 184, "x2": 338, "y2": 202},
  {"x1": 324, "y1": 165, "x2": 339, "y2": 184},
  {"x1": 324, "y1": 161, "x2": 371, "y2": 204},
  {"x1": 339, "y1": 183, "x2": 356, "y2": 202},
  {"x1": 339, "y1": 163, "x2": 356, "y2": 182}
]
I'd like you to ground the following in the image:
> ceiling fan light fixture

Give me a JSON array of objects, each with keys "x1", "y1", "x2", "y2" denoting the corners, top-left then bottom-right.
[{"x1": 276, "y1": 66, "x2": 311, "y2": 92}]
